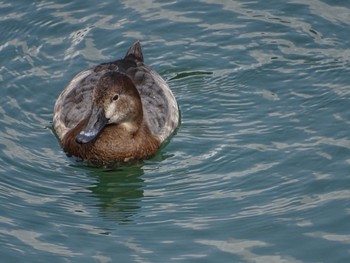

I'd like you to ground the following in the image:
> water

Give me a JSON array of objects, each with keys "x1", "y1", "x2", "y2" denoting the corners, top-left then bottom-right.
[{"x1": 1, "y1": 0, "x2": 350, "y2": 262}]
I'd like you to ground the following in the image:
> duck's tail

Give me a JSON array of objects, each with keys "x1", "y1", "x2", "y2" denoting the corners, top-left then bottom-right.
[{"x1": 124, "y1": 41, "x2": 144, "y2": 63}]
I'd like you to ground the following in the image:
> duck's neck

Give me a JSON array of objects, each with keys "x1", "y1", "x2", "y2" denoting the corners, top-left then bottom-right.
[{"x1": 119, "y1": 121, "x2": 139, "y2": 135}]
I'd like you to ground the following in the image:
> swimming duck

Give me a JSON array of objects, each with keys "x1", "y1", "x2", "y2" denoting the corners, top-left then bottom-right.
[{"x1": 53, "y1": 41, "x2": 179, "y2": 164}]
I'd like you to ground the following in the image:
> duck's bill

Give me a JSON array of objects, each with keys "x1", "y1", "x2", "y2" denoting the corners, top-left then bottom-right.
[{"x1": 75, "y1": 106, "x2": 108, "y2": 144}]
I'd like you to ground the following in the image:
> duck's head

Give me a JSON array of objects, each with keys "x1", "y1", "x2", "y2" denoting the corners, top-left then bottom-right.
[{"x1": 76, "y1": 72, "x2": 142, "y2": 144}]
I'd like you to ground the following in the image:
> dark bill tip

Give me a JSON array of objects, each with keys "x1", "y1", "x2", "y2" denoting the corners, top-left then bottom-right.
[{"x1": 75, "y1": 131, "x2": 98, "y2": 144}]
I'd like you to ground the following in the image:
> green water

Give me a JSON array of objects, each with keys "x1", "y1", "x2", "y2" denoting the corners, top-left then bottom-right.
[{"x1": 1, "y1": 0, "x2": 350, "y2": 262}]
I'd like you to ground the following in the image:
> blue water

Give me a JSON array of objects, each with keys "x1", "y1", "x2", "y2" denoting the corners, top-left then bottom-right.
[{"x1": 1, "y1": 0, "x2": 350, "y2": 262}]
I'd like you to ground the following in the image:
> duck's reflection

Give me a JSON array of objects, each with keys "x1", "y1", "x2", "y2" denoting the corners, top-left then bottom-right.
[{"x1": 86, "y1": 163, "x2": 145, "y2": 223}]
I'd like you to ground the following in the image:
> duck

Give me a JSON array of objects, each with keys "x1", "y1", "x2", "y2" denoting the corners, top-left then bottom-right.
[{"x1": 53, "y1": 41, "x2": 179, "y2": 164}]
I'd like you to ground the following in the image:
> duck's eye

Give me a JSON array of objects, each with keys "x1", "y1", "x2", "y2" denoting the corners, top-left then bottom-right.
[{"x1": 112, "y1": 94, "x2": 119, "y2": 101}]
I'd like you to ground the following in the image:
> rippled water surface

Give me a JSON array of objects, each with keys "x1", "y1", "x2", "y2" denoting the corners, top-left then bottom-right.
[{"x1": 1, "y1": 0, "x2": 350, "y2": 262}]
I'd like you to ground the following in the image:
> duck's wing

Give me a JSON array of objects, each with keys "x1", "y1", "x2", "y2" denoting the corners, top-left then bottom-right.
[
  {"x1": 126, "y1": 64, "x2": 179, "y2": 142},
  {"x1": 122, "y1": 42, "x2": 179, "y2": 142},
  {"x1": 53, "y1": 69, "x2": 100, "y2": 140}
]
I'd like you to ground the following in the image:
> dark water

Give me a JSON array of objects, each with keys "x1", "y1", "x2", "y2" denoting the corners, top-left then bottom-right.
[{"x1": 1, "y1": 0, "x2": 350, "y2": 262}]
